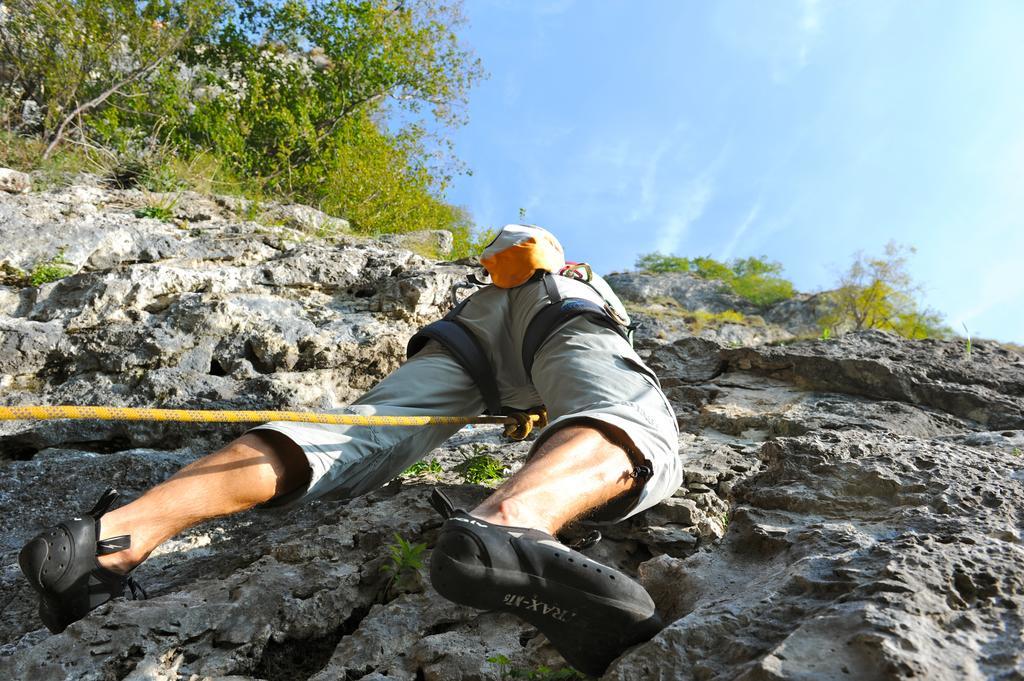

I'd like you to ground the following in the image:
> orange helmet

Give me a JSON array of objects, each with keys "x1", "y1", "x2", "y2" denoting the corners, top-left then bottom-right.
[{"x1": 480, "y1": 224, "x2": 566, "y2": 289}]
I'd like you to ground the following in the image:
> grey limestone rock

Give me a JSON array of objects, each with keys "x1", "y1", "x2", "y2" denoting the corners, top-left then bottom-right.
[
  {"x1": 377, "y1": 230, "x2": 455, "y2": 259},
  {"x1": 1, "y1": 183, "x2": 1023, "y2": 679},
  {"x1": 610, "y1": 431, "x2": 1024, "y2": 680},
  {"x1": 0, "y1": 167, "x2": 31, "y2": 194},
  {"x1": 605, "y1": 271, "x2": 825, "y2": 343},
  {"x1": 723, "y1": 330, "x2": 1024, "y2": 430}
]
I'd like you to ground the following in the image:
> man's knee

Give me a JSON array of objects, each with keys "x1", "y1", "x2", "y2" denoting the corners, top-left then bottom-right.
[
  {"x1": 221, "y1": 430, "x2": 311, "y2": 499},
  {"x1": 530, "y1": 421, "x2": 635, "y2": 465}
]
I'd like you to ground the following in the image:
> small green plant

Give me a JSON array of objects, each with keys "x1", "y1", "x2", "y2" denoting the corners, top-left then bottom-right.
[
  {"x1": 381, "y1": 533, "x2": 426, "y2": 579},
  {"x1": 489, "y1": 655, "x2": 515, "y2": 678},
  {"x1": 28, "y1": 247, "x2": 74, "y2": 286},
  {"x1": 820, "y1": 327, "x2": 832, "y2": 341},
  {"x1": 962, "y1": 323, "x2": 972, "y2": 360},
  {"x1": 720, "y1": 511, "x2": 731, "y2": 531},
  {"x1": 458, "y1": 447, "x2": 508, "y2": 486},
  {"x1": 134, "y1": 205, "x2": 175, "y2": 221},
  {"x1": 1012, "y1": 447, "x2": 1022, "y2": 457},
  {"x1": 134, "y1": 193, "x2": 179, "y2": 222},
  {"x1": 402, "y1": 458, "x2": 444, "y2": 478},
  {"x1": 487, "y1": 655, "x2": 583, "y2": 680}
]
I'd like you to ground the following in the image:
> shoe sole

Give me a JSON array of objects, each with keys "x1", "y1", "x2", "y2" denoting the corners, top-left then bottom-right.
[{"x1": 431, "y1": 548, "x2": 661, "y2": 676}]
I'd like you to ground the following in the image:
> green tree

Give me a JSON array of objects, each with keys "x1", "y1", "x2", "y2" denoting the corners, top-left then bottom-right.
[
  {"x1": 176, "y1": 0, "x2": 483, "y2": 192},
  {"x1": 820, "y1": 242, "x2": 949, "y2": 339},
  {"x1": 635, "y1": 252, "x2": 691, "y2": 274},
  {"x1": 2, "y1": 0, "x2": 486, "y2": 239},
  {"x1": 0, "y1": 0, "x2": 221, "y2": 152},
  {"x1": 634, "y1": 252, "x2": 794, "y2": 307}
]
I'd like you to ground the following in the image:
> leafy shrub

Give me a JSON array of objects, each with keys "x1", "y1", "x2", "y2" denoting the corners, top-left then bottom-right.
[
  {"x1": 691, "y1": 256, "x2": 734, "y2": 281},
  {"x1": 635, "y1": 252, "x2": 795, "y2": 307},
  {"x1": 1, "y1": 0, "x2": 486, "y2": 239},
  {"x1": 634, "y1": 252, "x2": 691, "y2": 273},
  {"x1": 450, "y1": 225, "x2": 497, "y2": 261},
  {"x1": 730, "y1": 271, "x2": 795, "y2": 307},
  {"x1": 819, "y1": 242, "x2": 949, "y2": 340},
  {"x1": 0, "y1": 0, "x2": 221, "y2": 146}
]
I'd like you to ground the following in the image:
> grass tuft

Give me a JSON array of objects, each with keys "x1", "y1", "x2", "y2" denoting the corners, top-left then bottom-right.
[
  {"x1": 457, "y1": 446, "x2": 508, "y2": 486},
  {"x1": 487, "y1": 654, "x2": 584, "y2": 680},
  {"x1": 28, "y1": 247, "x2": 74, "y2": 286},
  {"x1": 402, "y1": 458, "x2": 444, "y2": 478}
]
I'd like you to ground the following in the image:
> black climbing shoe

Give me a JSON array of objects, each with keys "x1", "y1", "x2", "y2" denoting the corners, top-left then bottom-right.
[
  {"x1": 19, "y1": 488, "x2": 146, "y2": 634},
  {"x1": 430, "y1": 511, "x2": 663, "y2": 677}
]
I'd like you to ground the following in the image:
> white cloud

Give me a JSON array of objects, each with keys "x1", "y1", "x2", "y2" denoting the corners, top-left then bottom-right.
[
  {"x1": 722, "y1": 200, "x2": 762, "y2": 259},
  {"x1": 950, "y1": 258, "x2": 1024, "y2": 340},
  {"x1": 795, "y1": 0, "x2": 822, "y2": 70},
  {"x1": 628, "y1": 129, "x2": 686, "y2": 223},
  {"x1": 715, "y1": 0, "x2": 829, "y2": 82},
  {"x1": 800, "y1": 0, "x2": 822, "y2": 36},
  {"x1": 654, "y1": 174, "x2": 714, "y2": 254}
]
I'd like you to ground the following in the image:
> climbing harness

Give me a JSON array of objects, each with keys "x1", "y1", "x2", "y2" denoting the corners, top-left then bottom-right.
[
  {"x1": 520, "y1": 273, "x2": 634, "y2": 379},
  {"x1": 408, "y1": 268, "x2": 636, "y2": 413},
  {"x1": 0, "y1": 405, "x2": 547, "y2": 440}
]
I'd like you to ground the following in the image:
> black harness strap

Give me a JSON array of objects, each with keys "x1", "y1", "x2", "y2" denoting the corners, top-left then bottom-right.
[
  {"x1": 520, "y1": 298, "x2": 630, "y2": 379},
  {"x1": 407, "y1": 319, "x2": 503, "y2": 415},
  {"x1": 407, "y1": 297, "x2": 503, "y2": 415}
]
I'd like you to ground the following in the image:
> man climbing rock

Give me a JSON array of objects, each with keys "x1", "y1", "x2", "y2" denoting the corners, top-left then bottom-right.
[{"x1": 19, "y1": 224, "x2": 682, "y2": 676}]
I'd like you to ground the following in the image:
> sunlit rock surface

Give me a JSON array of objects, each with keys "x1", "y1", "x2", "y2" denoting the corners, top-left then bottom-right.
[{"x1": 1, "y1": 184, "x2": 1022, "y2": 679}]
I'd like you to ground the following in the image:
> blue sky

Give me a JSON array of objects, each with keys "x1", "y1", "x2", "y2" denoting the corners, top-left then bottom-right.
[{"x1": 441, "y1": 0, "x2": 1024, "y2": 342}]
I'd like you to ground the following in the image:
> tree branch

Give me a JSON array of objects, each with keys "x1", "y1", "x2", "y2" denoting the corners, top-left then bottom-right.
[
  {"x1": 313, "y1": 90, "x2": 389, "y2": 144},
  {"x1": 41, "y1": 25, "x2": 188, "y2": 160}
]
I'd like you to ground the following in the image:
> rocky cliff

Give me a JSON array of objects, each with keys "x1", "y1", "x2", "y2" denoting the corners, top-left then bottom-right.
[{"x1": 1, "y1": 182, "x2": 1022, "y2": 680}]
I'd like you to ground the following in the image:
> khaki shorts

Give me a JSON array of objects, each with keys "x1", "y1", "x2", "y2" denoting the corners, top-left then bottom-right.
[{"x1": 252, "y1": 278, "x2": 681, "y2": 521}]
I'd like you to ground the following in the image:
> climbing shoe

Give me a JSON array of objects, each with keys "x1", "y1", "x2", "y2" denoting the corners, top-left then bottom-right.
[
  {"x1": 430, "y1": 510, "x2": 663, "y2": 677},
  {"x1": 19, "y1": 488, "x2": 146, "y2": 634}
]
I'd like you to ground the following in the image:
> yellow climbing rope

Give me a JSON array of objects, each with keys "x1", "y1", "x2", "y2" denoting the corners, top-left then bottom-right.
[{"x1": 0, "y1": 405, "x2": 547, "y2": 440}]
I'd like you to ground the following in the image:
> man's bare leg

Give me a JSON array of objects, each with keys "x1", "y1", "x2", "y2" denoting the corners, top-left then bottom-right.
[
  {"x1": 96, "y1": 431, "x2": 310, "y2": 574},
  {"x1": 96, "y1": 425, "x2": 630, "y2": 575},
  {"x1": 471, "y1": 424, "x2": 638, "y2": 535},
  {"x1": 432, "y1": 424, "x2": 657, "y2": 677}
]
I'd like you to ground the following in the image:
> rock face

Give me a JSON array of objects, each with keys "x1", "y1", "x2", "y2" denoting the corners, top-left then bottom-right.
[
  {"x1": 0, "y1": 185, "x2": 466, "y2": 459},
  {"x1": 0, "y1": 167, "x2": 31, "y2": 194},
  {"x1": 1, "y1": 184, "x2": 1023, "y2": 680},
  {"x1": 605, "y1": 271, "x2": 827, "y2": 345}
]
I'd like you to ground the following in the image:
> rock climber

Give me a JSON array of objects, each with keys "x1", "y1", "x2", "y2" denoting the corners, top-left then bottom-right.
[{"x1": 18, "y1": 224, "x2": 682, "y2": 676}]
